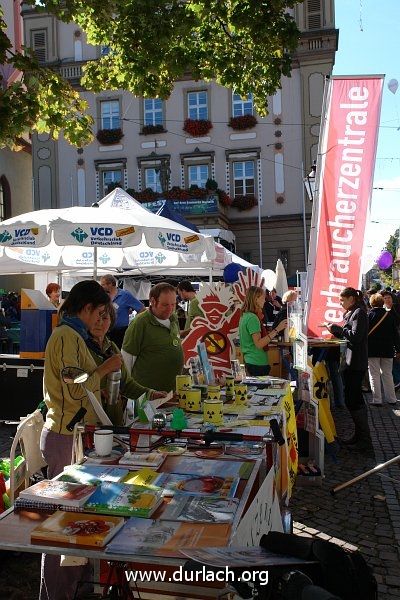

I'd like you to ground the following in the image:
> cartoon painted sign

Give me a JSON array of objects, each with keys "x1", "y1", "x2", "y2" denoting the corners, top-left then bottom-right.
[{"x1": 182, "y1": 268, "x2": 263, "y2": 378}]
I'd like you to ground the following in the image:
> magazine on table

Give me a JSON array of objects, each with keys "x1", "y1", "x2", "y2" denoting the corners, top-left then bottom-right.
[
  {"x1": 84, "y1": 481, "x2": 163, "y2": 518},
  {"x1": 118, "y1": 451, "x2": 166, "y2": 469},
  {"x1": 156, "y1": 473, "x2": 239, "y2": 498},
  {"x1": 54, "y1": 464, "x2": 130, "y2": 485},
  {"x1": 160, "y1": 495, "x2": 239, "y2": 523},
  {"x1": 105, "y1": 517, "x2": 232, "y2": 557},
  {"x1": 171, "y1": 457, "x2": 254, "y2": 480},
  {"x1": 31, "y1": 510, "x2": 124, "y2": 548},
  {"x1": 122, "y1": 467, "x2": 162, "y2": 488},
  {"x1": 19, "y1": 480, "x2": 96, "y2": 508}
]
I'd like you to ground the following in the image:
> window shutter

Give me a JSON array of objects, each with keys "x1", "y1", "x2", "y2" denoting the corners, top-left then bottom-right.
[
  {"x1": 307, "y1": 0, "x2": 322, "y2": 29},
  {"x1": 32, "y1": 30, "x2": 47, "y2": 63}
]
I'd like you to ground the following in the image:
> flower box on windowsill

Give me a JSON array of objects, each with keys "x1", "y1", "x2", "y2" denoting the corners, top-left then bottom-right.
[
  {"x1": 183, "y1": 118, "x2": 213, "y2": 137},
  {"x1": 228, "y1": 115, "x2": 258, "y2": 130},
  {"x1": 141, "y1": 124, "x2": 167, "y2": 136},
  {"x1": 231, "y1": 194, "x2": 258, "y2": 211},
  {"x1": 96, "y1": 128, "x2": 124, "y2": 145}
]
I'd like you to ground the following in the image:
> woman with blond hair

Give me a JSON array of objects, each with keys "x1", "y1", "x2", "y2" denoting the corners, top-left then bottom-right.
[{"x1": 239, "y1": 286, "x2": 287, "y2": 377}]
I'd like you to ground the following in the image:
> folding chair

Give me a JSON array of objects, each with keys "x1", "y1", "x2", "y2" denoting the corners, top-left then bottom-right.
[{"x1": 8, "y1": 409, "x2": 47, "y2": 503}]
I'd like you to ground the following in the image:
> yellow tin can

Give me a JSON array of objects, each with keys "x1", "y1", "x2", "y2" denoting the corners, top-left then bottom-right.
[{"x1": 203, "y1": 399, "x2": 223, "y2": 425}]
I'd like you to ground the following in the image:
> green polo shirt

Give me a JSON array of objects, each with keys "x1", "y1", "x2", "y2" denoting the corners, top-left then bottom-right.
[
  {"x1": 122, "y1": 309, "x2": 184, "y2": 392},
  {"x1": 239, "y1": 311, "x2": 269, "y2": 367},
  {"x1": 185, "y1": 296, "x2": 204, "y2": 330}
]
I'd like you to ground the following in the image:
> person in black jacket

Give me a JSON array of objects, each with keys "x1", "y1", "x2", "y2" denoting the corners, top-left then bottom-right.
[
  {"x1": 367, "y1": 293, "x2": 400, "y2": 405},
  {"x1": 324, "y1": 287, "x2": 372, "y2": 452}
]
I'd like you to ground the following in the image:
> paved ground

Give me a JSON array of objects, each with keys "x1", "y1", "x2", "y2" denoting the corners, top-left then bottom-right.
[{"x1": 1, "y1": 395, "x2": 400, "y2": 599}]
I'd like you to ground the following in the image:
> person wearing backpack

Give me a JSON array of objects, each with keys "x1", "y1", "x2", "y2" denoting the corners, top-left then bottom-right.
[{"x1": 324, "y1": 287, "x2": 372, "y2": 453}]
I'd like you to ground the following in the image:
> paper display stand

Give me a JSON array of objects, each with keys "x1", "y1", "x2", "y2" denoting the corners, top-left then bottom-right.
[
  {"x1": 297, "y1": 366, "x2": 325, "y2": 480},
  {"x1": 288, "y1": 302, "x2": 325, "y2": 481}
]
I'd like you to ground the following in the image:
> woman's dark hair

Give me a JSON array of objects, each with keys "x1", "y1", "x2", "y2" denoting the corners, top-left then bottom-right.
[
  {"x1": 177, "y1": 280, "x2": 195, "y2": 293},
  {"x1": 59, "y1": 280, "x2": 110, "y2": 317},
  {"x1": 340, "y1": 287, "x2": 366, "y2": 309}
]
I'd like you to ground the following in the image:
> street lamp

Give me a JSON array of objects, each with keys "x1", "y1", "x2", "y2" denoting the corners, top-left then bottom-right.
[{"x1": 303, "y1": 161, "x2": 316, "y2": 202}]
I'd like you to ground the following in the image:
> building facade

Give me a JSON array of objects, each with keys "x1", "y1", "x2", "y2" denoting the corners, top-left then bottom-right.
[{"x1": 22, "y1": 0, "x2": 338, "y2": 278}]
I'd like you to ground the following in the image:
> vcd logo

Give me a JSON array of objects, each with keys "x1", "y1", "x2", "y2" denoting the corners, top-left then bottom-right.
[
  {"x1": 166, "y1": 232, "x2": 181, "y2": 242},
  {"x1": 82, "y1": 252, "x2": 94, "y2": 259},
  {"x1": 15, "y1": 228, "x2": 31, "y2": 238},
  {"x1": 139, "y1": 251, "x2": 153, "y2": 259},
  {"x1": 90, "y1": 227, "x2": 113, "y2": 236}
]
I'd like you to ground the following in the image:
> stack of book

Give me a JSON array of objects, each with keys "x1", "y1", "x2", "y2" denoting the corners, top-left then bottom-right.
[
  {"x1": 16, "y1": 480, "x2": 97, "y2": 512},
  {"x1": 118, "y1": 451, "x2": 166, "y2": 469},
  {"x1": 31, "y1": 510, "x2": 125, "y2": 548}
]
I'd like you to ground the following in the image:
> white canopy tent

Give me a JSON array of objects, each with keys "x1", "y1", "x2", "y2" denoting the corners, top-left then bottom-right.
[
  {"x1": 0, "y1": 188, "x2": 260, "y2": 280},
  {"x1": 0, "y1": 188, "x2": 215, "y2": 276}
]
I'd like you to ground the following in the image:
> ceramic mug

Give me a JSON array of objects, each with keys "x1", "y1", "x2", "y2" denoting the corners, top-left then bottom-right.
[
  {"x1": 185, "y1": 389, "x2": 202, "y2": 412},
  {"x1": 94, "y1": 429, "x2": 113, "y2": 456},
  {"x1": 203, "y1": 399, "x2": 223, "y2": 425}
]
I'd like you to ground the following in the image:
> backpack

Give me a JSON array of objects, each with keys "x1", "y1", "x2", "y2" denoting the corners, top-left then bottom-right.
[{"x1": 261, "y1": 532, "x2": 377, "y2": 600}]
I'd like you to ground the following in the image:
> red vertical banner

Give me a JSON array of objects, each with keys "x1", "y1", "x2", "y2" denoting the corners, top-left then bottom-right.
[{"x1": 307, "y1": 76, "x2": 383, "y2": 337}]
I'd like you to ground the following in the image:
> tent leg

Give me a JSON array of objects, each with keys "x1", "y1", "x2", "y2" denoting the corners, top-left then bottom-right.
[
  {"x1": 93, "y1": 246, "x2": 98, "y2": 281},
  {"x1": 209, "y1": 268, "x2": 212, "y2": 284}
]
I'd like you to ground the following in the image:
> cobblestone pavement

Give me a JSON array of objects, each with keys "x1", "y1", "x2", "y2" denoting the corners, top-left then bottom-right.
[{"x1": 1, "y1": 395, "x2": 400, "y2": 599}]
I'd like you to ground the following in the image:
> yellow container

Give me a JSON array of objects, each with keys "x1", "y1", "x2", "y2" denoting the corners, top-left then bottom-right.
[
  {"x1": 178, "y1": 386, "x2": 191, "y2": 409},
  {"x1": 207, "y1": 384, "x2": 221, "y2": 401},
  {"x1": 234, "y1": 383, "x2": 249, "y2": 407},
  {"x1": 185, "y1": 389, "x2": 202, "y2": 412},
  {"x1": 225, "y1": 377, "x2": 235, "y2": 399},
  {"x1": 176, "y1": 374, "x2": 192, "y2": 392},
  {"x1": 203, "y1": 399, "x2": 223, "y2": 425}
]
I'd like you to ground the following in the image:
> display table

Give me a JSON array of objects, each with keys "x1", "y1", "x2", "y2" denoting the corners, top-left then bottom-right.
[{"x1": 0, "y1": 455, "x2": 265, "y2": 599}]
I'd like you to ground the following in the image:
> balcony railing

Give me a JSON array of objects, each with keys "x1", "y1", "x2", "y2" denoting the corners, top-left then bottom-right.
[{"x1": 58, "y1": 63, "x2": 83, "y2": 80}]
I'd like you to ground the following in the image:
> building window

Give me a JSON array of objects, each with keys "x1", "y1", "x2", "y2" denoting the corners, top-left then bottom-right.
[
  {"x1": 100, "y1": 100, "x2": 120, "y2": 130},
  {"x1": 31, "y1": 29, "x2": 47, "y2": 63},
  {"x1": 143, "y1": 99, "x2": 163, "y2": 126},
  {"x1": 102, "y1": 169, "x2": 122, "y2": 196},
  {"x1": 279, "y1": 249, "x2": 290, "y2": 273},
  {"x1": 187, "y1": 91, "x2": 208, "y2": 120},
  {"x1": 144, "y1": 168, "x2": 162, "y2": 193},
  {"x1": 0, "y1": 176, "x2": 11, "y2": 221},
  {"x1": 188, "y1": 164, "x2": 209, "y2": 188},
  {"x1": 100, "y1": 45, "x2": 111, "y2": 56},
  {"x1": 307, "y1": 0, "x2": 322, "y2": 29},
  {"x1": 232, "y1": 93, "x2": 254, "y2": 117},
  {"x1": 233, "y1": 161, "x2": 255, "y2": 196}
]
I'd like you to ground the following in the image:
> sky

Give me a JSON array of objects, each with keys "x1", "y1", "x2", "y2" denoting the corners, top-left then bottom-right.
[{"x1": 333, "y1": 0, "x2": 400, "y2": 273}]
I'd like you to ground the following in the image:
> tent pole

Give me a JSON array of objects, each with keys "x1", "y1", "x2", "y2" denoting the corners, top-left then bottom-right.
[
  {"x1": 209, "y1": 268, "x2": 212, "y2": 284},
  {"x1": 93, "y1": 246, "x2": 98, "y2": 281}
]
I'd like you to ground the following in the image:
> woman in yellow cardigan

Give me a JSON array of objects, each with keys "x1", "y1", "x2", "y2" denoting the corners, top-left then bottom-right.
[{"x1": 40, "y1": 280, "x2": 122, "y2": 600}]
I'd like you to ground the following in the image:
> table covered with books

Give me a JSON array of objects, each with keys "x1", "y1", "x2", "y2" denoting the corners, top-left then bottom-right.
[{"x1": 0, "y1": 375, "x2": 297, "y2": 597}]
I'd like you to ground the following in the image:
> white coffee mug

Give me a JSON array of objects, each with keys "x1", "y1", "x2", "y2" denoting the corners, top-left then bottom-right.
[{"x1": 94, "y1": 429, "x2": 113, "y2": 456}]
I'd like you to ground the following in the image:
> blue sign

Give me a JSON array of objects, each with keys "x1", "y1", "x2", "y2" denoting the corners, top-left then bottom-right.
[{"x1": 143, "y1": 195, "x2": 219, "y2": 215}]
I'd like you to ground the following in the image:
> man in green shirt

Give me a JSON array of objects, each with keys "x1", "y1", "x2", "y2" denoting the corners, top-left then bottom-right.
[
  {"x1": 122, "y1": 283, "x2": 183, "y2": 392},
  {"x1": 177, "y1": 280, "x2": 204, "y2": 337}
]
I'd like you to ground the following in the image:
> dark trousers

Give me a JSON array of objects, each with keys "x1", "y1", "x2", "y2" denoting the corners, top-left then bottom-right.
[
  {"x1": 246, "y1": 363, "x2": 271, "y2": 377},
  {"x1": 342, "y1": 368, "x2": 366, "y2": 411},
  {"x1": 109, "y1": 326, "x2": 128, "y2": 349}
]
